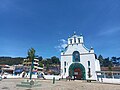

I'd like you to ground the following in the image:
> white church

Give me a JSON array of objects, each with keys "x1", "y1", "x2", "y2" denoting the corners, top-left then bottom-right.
[{"x1": 61, "y1": 33, "x2": 100, "y2": 80}]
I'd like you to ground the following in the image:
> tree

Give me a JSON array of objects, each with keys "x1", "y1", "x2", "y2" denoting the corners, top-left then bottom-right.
[
  {"x1": 117, "y1": 57, "x2": 120, "y2": 65},
  {"x1": 27, "y1": 48, "x2": 35, "y2": 80},
  {"x1": 108, "y1": 65, "x2": 112, "y2": 71},
  {"x1": 39, "y1": 62, "x2": 43, "y2": 68},
  {"x1": 46, "y1": 63, "x2": 49, "y2": 71},
  {"x1": 103, "y1": 57, "x2": 110, "y2": 67},
  {"x1": 38, "y1": 56, "x2": 43, "y2": 61},
  {"x1": 108, "y1": 64, "x2": 112, "y2": 78},
  {"x1": 47, "y1": 58, "x2": 52, "y2": 65},
  {"x1": 51, "y1": 56, "x2": 60, "y2": 64},
  {"x1": 98, "y1": 55, "x2": 104, "y2": 66},
  {"x1": 111, "y1": 57, "x2": 117, "y2": 64}
]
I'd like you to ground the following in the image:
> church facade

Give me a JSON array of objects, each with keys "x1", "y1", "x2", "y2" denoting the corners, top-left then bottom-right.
[{"x1": 61, "y1": 33, "x2": 100, "y2": 80}]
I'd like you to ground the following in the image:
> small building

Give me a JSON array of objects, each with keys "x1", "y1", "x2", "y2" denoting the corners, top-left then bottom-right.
[
  {"x1": 23, "y1": 58, "x2": 43, "y2": 73},
  {"x1": 96, "y1": 67, "x2": 120, "y2": 79},
  {"x1": 0, "y1": 65, "x2": 14, "y2": 75},
  {"x1": 61, "y1": 33, "x2": 100, "y2": 80},
  {"x1": 0, "y1": 64, "x2": 24, "y2": 75}
]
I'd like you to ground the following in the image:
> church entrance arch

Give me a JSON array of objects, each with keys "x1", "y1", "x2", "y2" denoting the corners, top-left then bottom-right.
[{"x1": 69, "y1": 63, "x2": 86, "y2": 80}]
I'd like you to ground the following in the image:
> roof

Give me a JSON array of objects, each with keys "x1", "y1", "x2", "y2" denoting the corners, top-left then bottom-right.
[
  {"x1": 96, "y1": 71, "x2": 120, "y2": 73},
  {"x1": 0, "y1": 65, "x2": 10, "y2": 67},
  {"x1": 2, "y1": 67, "x2": 14, "y2": 71},
  {"x1": 34, "y1": 66, "x2": 43, "y2": 70},
  {"x1": 69, "y1": 32, "x2": 82, "y2": 39},
  {"x1": 101, "y1": 67, "x2": 120, "y2": 71}
]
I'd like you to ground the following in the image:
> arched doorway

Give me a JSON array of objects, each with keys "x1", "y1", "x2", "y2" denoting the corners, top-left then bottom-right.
[{"x1": 69, "y1": 63, "x2": 86, "y2": 80}]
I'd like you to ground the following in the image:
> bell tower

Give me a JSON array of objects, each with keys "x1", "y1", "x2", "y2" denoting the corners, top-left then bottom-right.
[{"x1": 68, "y1": 32, "x2": 84, "y2": 45}]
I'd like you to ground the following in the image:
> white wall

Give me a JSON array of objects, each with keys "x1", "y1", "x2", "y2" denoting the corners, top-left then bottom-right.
[
  {"x1": 102, "y1": 78, "x2": 120, "y2": 84},
  {"x1": 44, "y1": 75, "x2": 61, "y2": 80},
  {"x1": 65, "y1": 44, "x2": 89, "y2": 55},
  {"x1": 61, "y1": 48, "x2": 99, "y2": 80},
  {"x1": 61, "y1": 34, "x2": 100, "y2": 80}
]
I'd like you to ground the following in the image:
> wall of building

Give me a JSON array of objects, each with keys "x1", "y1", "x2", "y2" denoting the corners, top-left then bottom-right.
[{"x1": 61, "y1": 34, "x2": 100, "y2": 80}]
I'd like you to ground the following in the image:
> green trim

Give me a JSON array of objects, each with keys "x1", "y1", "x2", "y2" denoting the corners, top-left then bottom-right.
[{"x1": 69, "y1": 63, "x2": 86, "y2": 80}]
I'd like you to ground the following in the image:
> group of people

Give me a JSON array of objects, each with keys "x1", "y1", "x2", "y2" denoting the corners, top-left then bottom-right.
[
  {"x1": 22, "y1": 71, "x2": 28, "y2": 78},
  {"x1": 37, "y1": 72, "x2": 45, "y2": 79},
  {"x1": 66, "y1": 76, "x2": 76, "y2": 81},
  {"x1": 21, "y1": 71, "x2": 46, "y2": 79}
]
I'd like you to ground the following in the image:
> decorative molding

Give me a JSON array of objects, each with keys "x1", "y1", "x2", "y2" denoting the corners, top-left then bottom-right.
[{"x1": 61, "y1": 53, "x2": 94, "y2": 56}]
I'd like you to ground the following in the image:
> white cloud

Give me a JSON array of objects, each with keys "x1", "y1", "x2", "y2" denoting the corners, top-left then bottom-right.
[
  {"x1": 60, "y1": 39, "x2": 66, "y2": 43},
  {"x1": 99, "y1": 27, "x2": 120, "y2": 36},
  {"x1": 0, "y1": 0, "x2": 30, "y2": 15},
  {"x1": 55, "y1": 39, "x2": 67, "y2": 52}
]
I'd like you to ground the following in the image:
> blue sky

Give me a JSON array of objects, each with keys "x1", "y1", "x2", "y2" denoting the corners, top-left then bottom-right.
[{"x1": 0, "y1": 0, "x2": 120, "y2": 58}]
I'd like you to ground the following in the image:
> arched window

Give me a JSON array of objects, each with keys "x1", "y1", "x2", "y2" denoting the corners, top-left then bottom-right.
[
  {"x1": 64, "y1": 61, "x2": 66, "y2": 66},
  {"x1": 73, "y1": 51, "x2": 80, "y2": 62},
  {"x1": 78, "y1": 38, "x2": 80, "y2": 43},
  {"x1": 88, "y1": 61, "x2": 90, "y2": 67},
  {"x1": 74, "y1": 37, "x2": 76, "y2": 43},
  {"x1": 64, "y1": 68, "x2": 66, "y2": 73},
  {"x1": 70, "y1": 39, "x2": 72, "y2": 44}
]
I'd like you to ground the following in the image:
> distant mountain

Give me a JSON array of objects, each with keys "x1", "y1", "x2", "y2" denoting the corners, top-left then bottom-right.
[{"x1": 0, "y1": 57, "x2": 25, "y2": 65}]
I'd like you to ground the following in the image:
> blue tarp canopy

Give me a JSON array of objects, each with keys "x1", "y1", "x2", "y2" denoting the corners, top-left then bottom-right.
[{"x1": 15, "y1": 69, "x2": 23, "y2": 73}]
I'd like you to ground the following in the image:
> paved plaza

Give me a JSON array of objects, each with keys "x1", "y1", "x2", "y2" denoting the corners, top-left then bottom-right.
[{"x1": 0, "y1": 79, "x2": 120, "y2": 90}]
